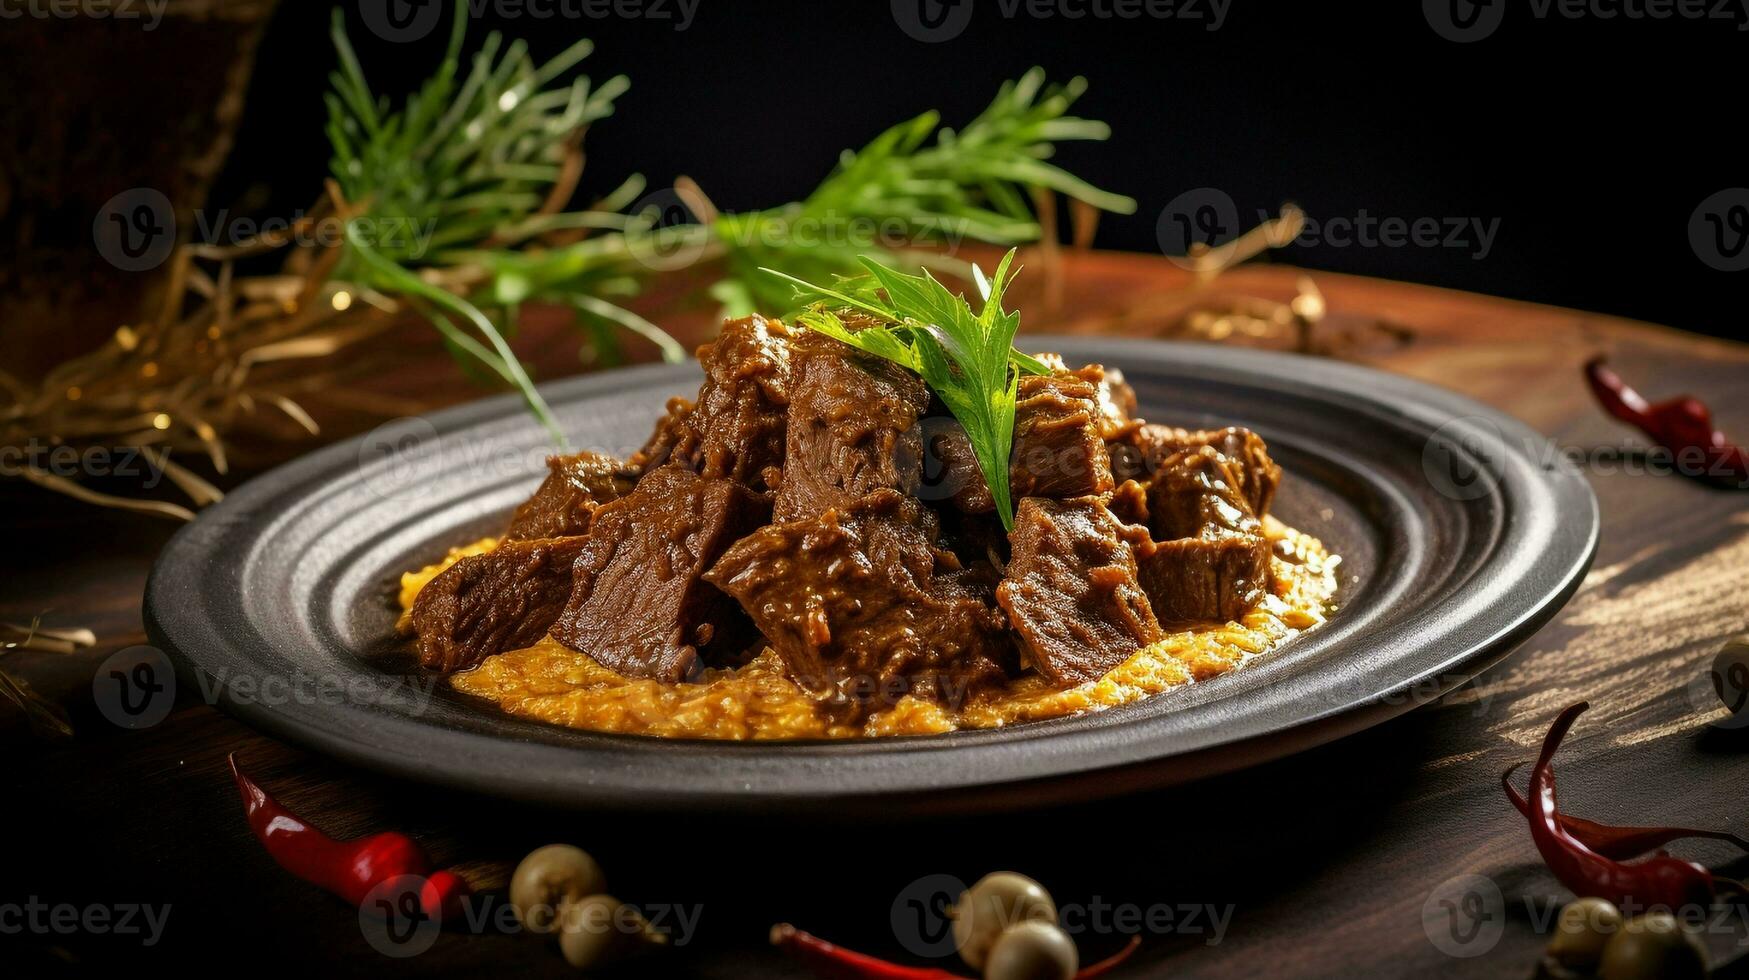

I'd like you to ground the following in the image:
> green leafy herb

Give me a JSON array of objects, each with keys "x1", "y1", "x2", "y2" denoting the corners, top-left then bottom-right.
[
  {"x1": 323, "y1": 7, "x2": 1132, "y2": 446},
  {"x1": 326, "y1": 5, "x2": 670, "y2": 443},
  {"x1": 716, "y1": 69, "x2": 1137, "y2": 317},
  {"x1": 763, "y1": 249, "x2": 1047, "y2": 529}
]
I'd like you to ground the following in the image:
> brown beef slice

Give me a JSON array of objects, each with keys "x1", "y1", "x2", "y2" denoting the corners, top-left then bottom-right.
[
  {"x1": 918, "y1": 416, "x2": 995, "y2": 514},
  {"x1": 1134, "y1": 534, "x2": 1273, "y2": 624},
  {"x1": 1011, "y1": 373, "x2": 1115, "y2": 499},
  {"x1": 667, "y1": 315, "x2": 795, "y2": 488},
  {"x1": 705, "y1": 490, "x2": 1009, "y2": 707},
  {"x1": 996, "y1": 497, "x2": 1163, "y2": 686},
  {"x1": 411, "y1": 535, "x2": 591, "y2": 673},
  {"x1": 550, "y1": 465, "x2": 770, "y2": 681},
  {"x1": 628, "y1": 396, "x2": 695, "y2": 474},
  {"x1": 772, "y1": 332, "x2": 929, "y2": 523},
  {"x1": 503, "y1": 451, "x2": 633, "y2": 541},
  {"x1": 1133, "y1": 446, "x2": 1274, "y2": 623},
  {"x1": 1064, "y1": 362, "x2": 1139, "y2": 440},
  {"x1": 1117, "y1": 424, "x2": 1282, "y2": 518},
  {"x1": 919, "y1": 370, "x2": 1115, "y2": 515}
]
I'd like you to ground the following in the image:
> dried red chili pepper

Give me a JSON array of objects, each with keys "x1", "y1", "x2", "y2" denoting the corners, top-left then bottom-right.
[
  {"x1": 770, "y1": 924, "x2": 964, "y2": 980},
  {"x1": 229, "y1": 754, "x2": 469, "y2": 919},
  {"x1": 1516, "y1": 703, "x2": 1727, "y2": 910},
  {"x1": 1585, "y1": 356, "x2": 1749, "y2": 485},
  {"x1": 1502, "y1": 763, "x2": 1749, "y2": 860},
  {"x1": 769, "y1": 923, "x2": 1140, "y2": 980}
]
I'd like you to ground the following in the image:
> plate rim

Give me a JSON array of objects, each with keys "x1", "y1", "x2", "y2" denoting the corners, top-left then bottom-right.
[{"x1": 145, "y1": 338, "x2": 1599, "y2": 813}]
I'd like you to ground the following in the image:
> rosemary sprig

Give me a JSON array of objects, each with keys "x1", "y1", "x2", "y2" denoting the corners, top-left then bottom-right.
[
  {"x1": 716, "y1": 69, "x2": 1137, "y2": 317},
  {"x1": 324, "y1": 6, "x2": 1131, "y2": 447},
  {"x1": 325, "y1": 5, "x2": 668, "y2": 440},
  {"x1": 764, "y1": 249, "x2": 1045, "y2": 529}
]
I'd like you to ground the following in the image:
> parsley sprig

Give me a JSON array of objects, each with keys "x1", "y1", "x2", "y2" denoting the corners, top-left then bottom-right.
[{"x1": 764, "y1": 250, "x2": 1048, "y2": 529}]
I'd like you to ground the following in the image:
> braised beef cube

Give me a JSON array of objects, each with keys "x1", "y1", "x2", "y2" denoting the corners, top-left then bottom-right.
[
  {"x1": 1107, "y1": 479, "x2": 1151, "y2": 528},
  {"x1": 919, "y1": 372, "x2": 1114, "y2": 516},
  {"x1": 629, "y1": 397, "x2": 694, "y2": 474},
  {"x1": 667, "y1": 315, "x2": 794, "y2": 489},
  {"x1": 996, "y1": 497, "x2": 1162, "y2": 686},
  {"x1": 1108, "y1": 441, "x2": 1149, "y2": 485},
  {"x1": 1126, "y1": 424, "x2": 1282, "y2": 519},
  {"x1": 412, "y1": 535, "x2": 590, "y2": 673},
  {"x1": 1065, "y1": 363, "x2": 1139, "y2": 440},
  {"x1": 1134, "y1": 535, "x2": 1273, "y2": 624},
  {"x1": 1146, "y1": 445, "x2": 1260, "y2": 540},
  {"x1": 1133, "y1": 447, "x2": 1275, "y2": 623},
  {"x1": 550, "y1": 465, "x2": 770, "y2": 682},
  {"x1": 773, "y1": 332, "x2": 929, "y2": 522},
  {"x1": 706, "y1": 490, "x2": 1009, "y2": 707},
  {"x1": 1011, "y1": 373, "x2": 1114, "y2": 499},
  {"x1": 503, "y1": 451, "x2": 634, "y2": 540},
  {"x1": 919, "y1": 416, "x2": 995, "y2": 514},
  {"x1": 936, "y1": 504, "x2": 1010, "y2": 572}
]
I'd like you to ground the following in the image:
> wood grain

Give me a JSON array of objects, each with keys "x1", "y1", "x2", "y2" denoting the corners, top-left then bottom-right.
[{"x1": 6, "y1": 250, "x2": 1748, "y2": 977}]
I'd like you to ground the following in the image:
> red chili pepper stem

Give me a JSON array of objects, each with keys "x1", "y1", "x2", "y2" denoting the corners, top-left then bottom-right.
[
  {"x1": 1502, "y1": 763, "x2": 1749, "y2": 860},
  {"x1": 770, "y1": 923, "x2": 1142, "y2": 980},
  {"x1": 1520, "y1": 703, "x2": 1722, "y2": 911},
  {"x1": 1074, "y1": 935, "x2": 1142, "y2": 979},
  {"x1": 228, "y1": 754, "x2": 469, "y2": 921}
]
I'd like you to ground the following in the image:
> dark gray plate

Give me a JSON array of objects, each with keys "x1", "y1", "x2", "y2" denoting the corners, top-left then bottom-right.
[{"x1": 145, "y1": 338, "x2": 1597, "y2": 814}]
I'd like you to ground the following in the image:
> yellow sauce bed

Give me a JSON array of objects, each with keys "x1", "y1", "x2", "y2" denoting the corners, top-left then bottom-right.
[{"x1": 400, "y1": 521, "x2": 1339, "y2": 740}]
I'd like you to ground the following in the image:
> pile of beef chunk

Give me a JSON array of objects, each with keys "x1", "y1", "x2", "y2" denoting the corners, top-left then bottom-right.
[{"x1": 412, "y1": 315, "x2": 1284, "y2": 712}]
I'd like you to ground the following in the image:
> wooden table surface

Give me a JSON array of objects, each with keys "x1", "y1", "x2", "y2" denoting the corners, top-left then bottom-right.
[{"x1": 7, "y1": 250, "x2": 1749, "y2": 977}]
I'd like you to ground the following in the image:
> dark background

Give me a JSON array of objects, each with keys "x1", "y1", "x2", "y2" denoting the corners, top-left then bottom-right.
[{"x1": 207, "y1": 0, "x2": 1748, "y2": 340}]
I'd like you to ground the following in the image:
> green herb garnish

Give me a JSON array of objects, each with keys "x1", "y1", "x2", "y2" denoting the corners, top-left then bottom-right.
[
  {"x1": 763, "y1": 249, "x2": 1047, "y2": 530},
  {"x1": 323, "y1": 5, "x2": 1131, "y2": 448},
  {"x1": 716, "y1": 69, "x2": 1136, "y2": 318}
]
